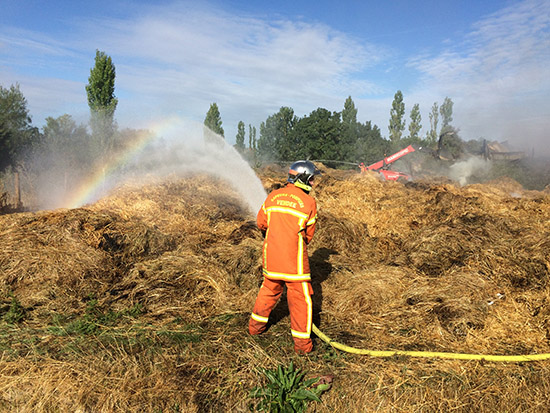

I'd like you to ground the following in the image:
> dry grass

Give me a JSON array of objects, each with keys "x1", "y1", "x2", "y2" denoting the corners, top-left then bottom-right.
[{"x1": 1, "y1": 169, "x2": 550, "y2": 412}]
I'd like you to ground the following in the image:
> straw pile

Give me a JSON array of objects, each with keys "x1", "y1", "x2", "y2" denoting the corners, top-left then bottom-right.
[{"x1": 1, "y1": 168, "x2": 550, "y2": 412}]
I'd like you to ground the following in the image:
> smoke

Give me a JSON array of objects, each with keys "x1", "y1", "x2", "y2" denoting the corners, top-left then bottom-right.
[{"x1": 448, "y1": 157, "x2": 491, "y2": 186}]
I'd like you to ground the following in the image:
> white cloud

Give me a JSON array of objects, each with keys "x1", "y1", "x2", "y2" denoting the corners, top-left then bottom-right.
[
  {"x1": 408, "y1": 0, "x2": 550, "y2": 153},
  {"x1": 50, "y1": 3, "x2": 386, "y2": 132}
]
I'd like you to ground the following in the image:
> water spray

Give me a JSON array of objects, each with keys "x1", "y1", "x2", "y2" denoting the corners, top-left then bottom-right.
[{"x1": 59, "y1": 117, "x2": 266, "y2": 215}]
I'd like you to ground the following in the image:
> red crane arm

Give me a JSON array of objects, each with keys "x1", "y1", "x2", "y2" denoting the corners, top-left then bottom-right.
[{"x1": 367, "y1": 145, "x2": 416, "y2": 171}]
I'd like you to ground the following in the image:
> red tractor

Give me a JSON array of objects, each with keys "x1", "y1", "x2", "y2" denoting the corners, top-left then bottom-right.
[{"x1": 359, "y1": 145, "x2": 417, "y2": 181}]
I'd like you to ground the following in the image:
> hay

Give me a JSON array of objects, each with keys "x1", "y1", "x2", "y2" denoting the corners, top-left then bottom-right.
[{"x1": 1, "y1": 167, "x2": 550, "y2": 411}]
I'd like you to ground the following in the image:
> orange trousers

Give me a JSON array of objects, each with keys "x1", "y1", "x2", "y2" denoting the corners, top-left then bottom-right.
[{"x1": 249, "y1": 278, "x2": 313, "y2": 353}]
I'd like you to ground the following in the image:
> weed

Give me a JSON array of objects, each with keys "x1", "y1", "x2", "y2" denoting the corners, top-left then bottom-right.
[
  {"x1": 156, "y1": 329, "x2": 202, "y2": 344},
  {"x1": 47, "y1": 301, "x2": 144, "y2": 336},
  {"x1": 125, "y1": 302, "x2": 144, "y2": 318},
  {"x1": 3, "y1": 295, "x2": 25, "y2": 324},
  {"x1": 210, "y1": 312, "x2": 245, "y2": 326},
  {"x1": 249, "y1": 361, "x2": 330, "y2": 412},
  {"x1": 321, "y1": 346, "x2": 340, "y2": 362},
  {"x1": 65, "y1": 315, "x2": 100, "y2": 335}
]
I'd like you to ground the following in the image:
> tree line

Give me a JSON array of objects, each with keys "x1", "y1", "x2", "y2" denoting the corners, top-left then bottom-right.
[
  {"x1": 1, "y1": 50, "x2": 459, "y2": 186},
  {"x1": 205, "y1": 92, "x2": 456, "y2": 168}
]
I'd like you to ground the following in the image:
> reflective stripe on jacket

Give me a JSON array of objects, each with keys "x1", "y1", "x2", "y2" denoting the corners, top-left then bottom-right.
[{"x1": 257, "y1": 183, "x2": 317, "y2": 282}]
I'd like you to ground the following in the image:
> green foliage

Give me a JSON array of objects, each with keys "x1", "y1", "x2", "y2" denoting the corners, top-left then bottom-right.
[
  {"x1": 440, "y1": 97, "x2": 454, "y2": 128},
  {"x1": 86, "y1": 50, "x2": 118, "y2": 160},
  {"x1": 258, "y1": 107, "x2": 296, "y2": 161},
  {"x1": 249, "y1": 361, "x2": 329, "y2": 412},
  {"x1": 235, "y1": 120, "x2": 246, "y2": 152},
  {"x1": 0, "y1": 83, "x2": 40, "y2": 171},
  {"x1": 242, "y1": 123, "x2": 259, "y2": 165},
  {"x1": 254, "y1": 97, "x2": 393, "y2": 167},
  {"x1": 389, "y1": 90, "x2": 406, "y2": 146},
  {"x1": 50, "y1": 299, "x2": 143, "y2": 336},
  {"x1": 249, "y1": 124, "x2": 257, "y2": 150},
  {"x1": 293, "y1": 108, "x2": 342, "y2": 164},
  {"x1": 355, "y1": 121, "x2": 388, "y2": 164},
  {"x1": 204, "y1": 103, "x2": 225, "y2": 137},
  {"x1": 86, "y1": 50, "x2": 118, "y2": 114},
  {"x1": 438, "y1": 127, "x2": 464, "y2": 160},
  {"x1": 427, "y1": 102, "x2": 439, "y2": 145},
  {"x1": 342, "y1": 96, "x2": 358, "y2": 125},
  {"x1": 340, "y1": 96, "x2": 359, "y2": 161},
  {"x1": 156, "y1": 329, "x2": 202, "y2": 344},
  {"x1": 36, "y1": 114, "x2": 91, "y2": 179},
  {"x1": 42, "y1": 114, "x2": 89, "y2": 149},
  {"x1": 425, "y1": 97, "x2": 453, "y2": 147},
  {"x1": 67, "y1": 298, "x2": 106, "y2": 335},
  {"x1": 408, "y1": 103, "x2": 422, "y2": 141},
  {"x1": 2, "y1": 295, "x2": 25, "y2": 324}
]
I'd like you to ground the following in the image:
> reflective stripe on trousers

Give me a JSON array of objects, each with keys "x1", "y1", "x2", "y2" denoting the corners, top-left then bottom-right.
[{"x1": 249, "y1": 278, "x2": 313, "y2": 341}]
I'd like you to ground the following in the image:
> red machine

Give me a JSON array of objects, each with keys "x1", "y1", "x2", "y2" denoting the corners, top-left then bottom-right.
[{"x1": 359, "y1": 145, "x2": 416, "y2": 181}]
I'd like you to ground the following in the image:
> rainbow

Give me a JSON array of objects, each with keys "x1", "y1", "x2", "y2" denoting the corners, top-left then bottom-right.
[{"x1": 64, "y1": 116, "x2": 188, "y2": 209}]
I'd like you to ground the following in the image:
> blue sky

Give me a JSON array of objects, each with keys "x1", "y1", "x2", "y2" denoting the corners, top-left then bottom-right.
[{"x1": 1, "y1": 0, "x2": 549, "y2": 154}]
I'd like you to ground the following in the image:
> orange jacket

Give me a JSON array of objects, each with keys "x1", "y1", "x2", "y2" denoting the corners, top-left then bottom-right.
[{"x1": 257, "y1": 183, "x2": 317, "y2": 282}]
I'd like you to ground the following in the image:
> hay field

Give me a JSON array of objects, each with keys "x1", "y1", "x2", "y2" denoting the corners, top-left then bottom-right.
[{"x1": 1, "y1": 168, "x2": 550, "y2": 412}]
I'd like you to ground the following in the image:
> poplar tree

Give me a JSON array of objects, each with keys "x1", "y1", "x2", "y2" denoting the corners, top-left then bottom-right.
[
  {"x1": 249, "y1": 124, "x2": 257, "y2": 150},
  {"x1": 341, "y1": 96, "x2": 358, "y2": 161},
  {"x1": 408, "y1": 103, "x2": 422, "y2": 141},
  {"x1": 86, "y1": 50, "x2": 118, "y2": 160},
  {"x1": 204, "y1": 103, "x2": 224, "y2": 137},
  {"x1": 427, "y1": 102, "x2": 439, "y2": 145},
  {"x1": 388, "y1": 90, "x2": 405, "y2": 146},
  {"x1": 235, "y1": 120, "x2": 245, "y2": 152},
  {"x1": 440, "y1": 97, "x2": 454, "y2": 129}
]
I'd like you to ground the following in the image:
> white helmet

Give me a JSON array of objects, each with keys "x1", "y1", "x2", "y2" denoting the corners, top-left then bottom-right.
[{"x1": 287, "y1": 160, "x2": 321, "y2": 192}]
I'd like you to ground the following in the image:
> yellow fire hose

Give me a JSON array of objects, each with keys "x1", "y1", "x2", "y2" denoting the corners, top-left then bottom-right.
[{"x1": 312, "y1": 324, "x2": 550, "y2": 362}]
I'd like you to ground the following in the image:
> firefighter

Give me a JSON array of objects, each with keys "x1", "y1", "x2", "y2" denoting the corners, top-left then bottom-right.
[{"x1": 249, "y1": 160, "x2": 321, "y2": 354}]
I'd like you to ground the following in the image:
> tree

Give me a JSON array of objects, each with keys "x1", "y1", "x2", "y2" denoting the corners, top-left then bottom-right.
[
  {"x1": 438, "y1": 128, "x2": 464, "y2": 160},
  {"x1": 235, "y1": 121, "x2": 245, "y2": 152},
  {"x1": 249, "y1": 124, "x2": 257, "y2": 150},
  {"x1": 0, "y1": 83, "x2": 39, "y2": 171},
  {"x1": 439, "y1": 97, "x2": 454, "y2": 130},
  {"x1": 35, "y1": 114, "x2": 90, "y2": 202},
  {"x1": 408, "y1": 103, "x2": 422, "y2": 142},
  {"x1": 204, "y1": 103, "x2": 224, "y2": 137},
  {"x1": 86, "y1": 50, "x2": 118, "y2": 160},
  {"x1": 427, "y1": 102, "x2": 439, "y2": 145},
  {"x1": 341, "y1": 96, "x2": 359, "y2": 162},
  {"x1": 41, "y1": 114, "x2": 90, "y2": 168},
  {"x1": 388, "y1": 90, "x2": 405, "y2": 146},
  {"x1": 355, "y1": 121, "x2": 388, "y2": 165},
  {"x1": 258, "y1": 107, "x2": 296, "y2": 161},
  {"x1": 292, "y1": 108, "x2": 341, "y2": 164}
]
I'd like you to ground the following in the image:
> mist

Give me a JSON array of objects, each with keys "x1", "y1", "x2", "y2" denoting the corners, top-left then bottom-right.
[{"x1": 34, "y1": 118, "x2": 267, "y2": 216}]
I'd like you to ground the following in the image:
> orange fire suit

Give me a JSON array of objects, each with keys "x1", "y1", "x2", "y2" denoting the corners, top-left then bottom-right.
[{"x1": 249, "y1": 183, "x2": 317, "y2": 353}]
